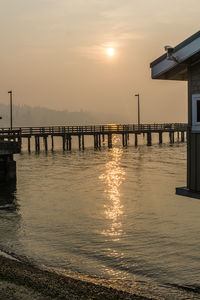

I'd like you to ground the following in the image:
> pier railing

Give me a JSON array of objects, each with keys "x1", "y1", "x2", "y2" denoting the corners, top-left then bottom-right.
[
  {"x1": 0, "y1": 123, "x2": 188, "y2": 136},
  {"x1": 0, "y1": 129, "x2": 21, "y2": 137},
  {"x1": 0, "y1": 124, "x2": 188, "y2": 152}
]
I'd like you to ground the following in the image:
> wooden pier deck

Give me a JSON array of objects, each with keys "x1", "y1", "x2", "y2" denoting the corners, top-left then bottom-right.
[{"x1": 0, "y1": 123, "x2": 188, "y2": 152}]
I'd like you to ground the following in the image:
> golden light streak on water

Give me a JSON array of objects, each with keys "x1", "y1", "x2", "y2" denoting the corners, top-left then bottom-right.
[{"x1": 99, "y1": 137, "x2": 125, "y2": 241}]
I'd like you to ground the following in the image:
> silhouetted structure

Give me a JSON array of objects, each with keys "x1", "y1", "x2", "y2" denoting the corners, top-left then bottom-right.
[
  {"x1": 0, "y1": 130, "x2": 21, "y2": 182},
  {"x1": 150, "y1": 30, "x2": 200, "y2": 198}
]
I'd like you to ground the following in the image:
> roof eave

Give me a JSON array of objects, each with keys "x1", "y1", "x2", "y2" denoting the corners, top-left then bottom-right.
[{"x1": 150, "y1": 30, "x2": 200, "y2": 68}]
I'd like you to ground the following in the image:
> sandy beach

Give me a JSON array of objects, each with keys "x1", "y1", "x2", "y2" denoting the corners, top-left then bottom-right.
[{"x1": 0, "y1": 253, "x2": 152, "y2": 300}]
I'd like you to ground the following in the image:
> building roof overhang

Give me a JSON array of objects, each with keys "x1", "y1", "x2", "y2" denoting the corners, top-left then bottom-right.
[{"x1": 150, "y1": 31, "x2": 200, "y2": 81}]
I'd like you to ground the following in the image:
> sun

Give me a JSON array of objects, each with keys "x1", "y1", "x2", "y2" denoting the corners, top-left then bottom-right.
[{"x1": 107, "y1": 48, "x2": 115, "y2": 57}]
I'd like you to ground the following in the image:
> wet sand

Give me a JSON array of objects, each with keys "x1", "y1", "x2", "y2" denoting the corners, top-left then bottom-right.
[{"x1": 0, "y1": 254, "x2": 153, "y2": 299}]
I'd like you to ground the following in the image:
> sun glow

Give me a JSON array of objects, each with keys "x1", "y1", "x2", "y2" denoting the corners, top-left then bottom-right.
[{"x1": 107, "y1": 48, "x2": 115, "y2": 56}]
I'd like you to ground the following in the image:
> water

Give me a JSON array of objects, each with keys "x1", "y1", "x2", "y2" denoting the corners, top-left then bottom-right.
[{"x1": 0, "y1": 135, "x2": 200, "y2": 299}]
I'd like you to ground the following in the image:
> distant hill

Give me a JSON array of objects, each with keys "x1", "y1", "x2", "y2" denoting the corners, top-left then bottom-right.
[{"x1": 0, "y1": 104, "x2": 130, "y2": 127}]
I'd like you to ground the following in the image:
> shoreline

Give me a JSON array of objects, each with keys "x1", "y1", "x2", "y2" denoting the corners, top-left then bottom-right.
[{"x1": 0, "y1": 254, "x2": 153, "y2": 300}]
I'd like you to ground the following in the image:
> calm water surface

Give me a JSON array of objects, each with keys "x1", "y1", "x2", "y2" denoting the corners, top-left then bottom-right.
[{"x1": 0, "y1": 135, "x2": 200, "y2": 299}]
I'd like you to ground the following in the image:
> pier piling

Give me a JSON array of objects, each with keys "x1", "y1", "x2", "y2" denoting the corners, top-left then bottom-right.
[
  {"x1": 177, "y1": 131, "x2": 180, "y2": 143},
  {"x1": 44, "y1": 136, "x2": 48, "y2": 152},
  {"x1": 51, "y1": 135, "x2": 54, "y2": 151},
  {"x1": 98, "y1": 134, "x2": 101, "y2": 149},
  {"x1": 62, "y1": 135, "x2": 66, "y2": 151},
  {"x1": 78, "y1": 135, "x2": 81, "y2": 150},
  {"x1": 122, "y1": 134, "x2": 125, "y2": 147},
  {"x1": 28, "y1": 137, "x2": 31, "y2": 153},
  {"x1": 147, "y1": 132, "x2": 152, "y2": 146},
  {"x1": 108, "y1": 134, "x2": 112, "y2": 148},
  {"x1": 82, "y1": 134, "x2": 85, "y2": 151},
  {"x1": 181, "y1": 131, "x2": 185, "y2": 142},
  {"x1": 159, "y1": 132, "x2": 162, "y2": 144},
  {"x1": 135, "y1": 133, "x2": 138, "y2": 146},
  {"x1": 68, "y1": 135, "x2": 72, "y2": 151}
]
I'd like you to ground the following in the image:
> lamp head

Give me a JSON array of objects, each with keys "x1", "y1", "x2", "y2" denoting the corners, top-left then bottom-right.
[
  {"x1": 164, "y1": 45, "x2": 178, "y2": 62},
  {"x1": 164, "y1": 45, "x2": 174, "y2": 54}
]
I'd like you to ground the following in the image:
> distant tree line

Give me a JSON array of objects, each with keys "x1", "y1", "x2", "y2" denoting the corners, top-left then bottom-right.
[{"x1": 0, "y1": 103, "x2": 128, "y2": 127}]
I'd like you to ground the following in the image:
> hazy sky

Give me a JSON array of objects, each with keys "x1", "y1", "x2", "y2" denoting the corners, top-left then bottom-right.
[{"x1": 0, "y1": 0, "x2": 200, "y2": 122}]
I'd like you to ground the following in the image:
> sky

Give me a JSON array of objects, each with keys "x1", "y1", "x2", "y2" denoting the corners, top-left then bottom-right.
[{"x1": 0, "y1": 0, "x2": 200, "y2": 123}]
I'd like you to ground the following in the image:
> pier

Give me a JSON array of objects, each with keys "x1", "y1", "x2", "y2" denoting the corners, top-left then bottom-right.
[{"x1": 0, "y1": 123, "x2": 187, "y2": 152}]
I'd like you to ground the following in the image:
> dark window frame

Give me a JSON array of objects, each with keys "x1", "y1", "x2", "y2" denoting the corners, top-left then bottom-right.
[{"x1": 197, "y1": 100, "x2": 200, "y2": 122}]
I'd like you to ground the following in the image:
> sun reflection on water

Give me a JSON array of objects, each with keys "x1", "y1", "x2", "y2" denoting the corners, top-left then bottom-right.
[{"x1": 99, "y1": 138, "x2": 125, "y2": 241}]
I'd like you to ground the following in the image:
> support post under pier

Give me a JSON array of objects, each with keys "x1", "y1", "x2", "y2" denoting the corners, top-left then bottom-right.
[
  {"x1": 147, "y1": 132, "x2": 152, "y2": 146},
  {"x1": 51, "y1": 135, "x2": 54, "y2": 151},
  {"x1": 135, "y1": 133, "x2": 138, "y2": 146},
  {"x1": 78, "y1": 135, "x2": 81, "y2": 150},
  {"x1": 62, "y1": 135, "x2": 66, "y2": 151},
  {"x1": 169, "y1": 132, "x2": 174, "y2": 144},
  {"x1": 177, "y1": 131, "x2": 180, "y2": 143},
  {"x1": 44, "y1": 136, "x2": 48, "y2": 152},
  {"x1": 181, "y1": 131, "x2": 185, "y2": 142},
  {"x1": 98, "y1": 134, "x2": 101, "y2": 149},
  {"x1": 82, "y1": 134, "x2": 85, "y2": 151},
  {"x1": 108, "y1": 134, "x2": 112, "y2": 148},
  {"x1": 159, "y1": 132, "x2": 162, "y2": 144},
  {"x1": 28, "y1": 137, "x2": 31, "y2": 153}
]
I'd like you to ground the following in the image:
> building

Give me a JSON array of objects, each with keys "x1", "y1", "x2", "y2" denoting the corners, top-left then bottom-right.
[{"x1": 150, "y1": 31, "x2": 200, "y2": 198}]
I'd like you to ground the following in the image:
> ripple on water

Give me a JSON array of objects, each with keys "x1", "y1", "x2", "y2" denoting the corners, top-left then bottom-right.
[{"x1": 0, "y1": 142, "x2": 200, "y2": 299}]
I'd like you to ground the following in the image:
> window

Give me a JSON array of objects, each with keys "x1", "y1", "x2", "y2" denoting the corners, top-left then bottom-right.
[
  {"x1": 197, "y1": 100, "x2": 200, "y2": 122},
  {"x1": 192, "y1": 94, "x2": 200, "y2": 132}
]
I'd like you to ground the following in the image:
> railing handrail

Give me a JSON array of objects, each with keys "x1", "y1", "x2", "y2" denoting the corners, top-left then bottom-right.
[{"x1": 0, "y1": 123, "x2": 188, "y2": 135}]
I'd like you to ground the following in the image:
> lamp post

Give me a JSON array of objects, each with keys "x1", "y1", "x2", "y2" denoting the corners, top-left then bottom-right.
[
  {"x1": 135, "y1": 93, "x2": 140, "y2": 127},
  {"x1": 8, "y1": 90, "x2": 13, "y2": 130}
]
